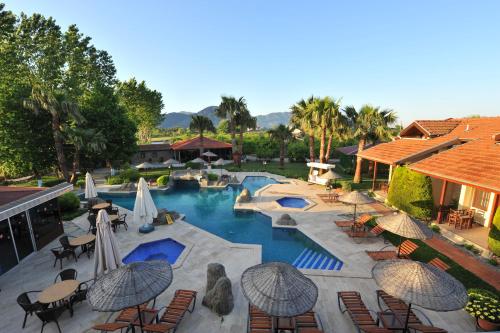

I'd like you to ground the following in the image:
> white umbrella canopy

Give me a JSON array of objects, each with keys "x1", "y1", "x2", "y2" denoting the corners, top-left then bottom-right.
[
  {"x1": 135, "y1": 162, "x2": 154, "y2": 169},
  {"x1": 85, "y1": 172, "x2": 97, "y2": 198},
  {"x1": 377, "y1": 212, "x2": 433, "y2": 240},
  {"x1": 212, "y1": 158, "x2": 225, "y2": 166},
  {"x1": 190, "y1": 157, "x2": 206, "y2": 164},
  {"x1": 133, "y1": 177, "x2": 158, "y2": 226},
  {"x1": 163, "y1": 158, "x2": 179, "y2": 166},
  {"x1": 94, "y1": 209, "x2": 122, "y2": 279},
  {"x1": 202, "y1": 151, "x2": 217, "y2": 157}
]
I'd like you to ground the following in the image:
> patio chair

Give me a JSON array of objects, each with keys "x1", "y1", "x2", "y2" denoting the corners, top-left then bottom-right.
[
  {"x1": 334, "y1": 214, "x2": 373, "y2": 229},
  {"x1": 54, "y1": 268, "x2": 78, "y2": 283},
  {"x1": 376, "y1": 290, "x2": 447, "y2": 333},
  {"x1": 457, "y1": 209, "x2": 475, "y2": 230},
  {"x1": 69, "y1": 279, "x2": 93, "y2": 315},
  {"x1": 112, "y1": 214, "x2": 128, "y2": 232},
  {"x1": 247, "y1": 304, "x2": 272, "y2": 333},
  {"x1": 35, "y1": 304, "x2": 67, "y2": 333},
  {"x1": 50, "y1": 246, "x2": 77, "y2": 269},
  {"x1": 92, "y1": 302, "x2": 153, "y2": 332},
  {"x1": 142, "y1": 289, "x2": 198, "y2": 333},
  {"x1": 428, "y1": 258, "x2": 450, "y2": 271},
  {"x1": 17, "y1": 290, "x2": 46, "y2": 328},
  {"x1": 365, "y1": 240, "x2": 419, "y2": 261},
  {"x1": 337, "y1": 291, "x2": 391, "y2": 333},
  {"x1": 88, "y1": 214, "x2": 97, "y2": 234},
  {"x1": 447, "y1": 209, "x2": 464, "y2": 227},
  {"x1": 59, "y1": 235, "x2": 78, "y2": 255}
]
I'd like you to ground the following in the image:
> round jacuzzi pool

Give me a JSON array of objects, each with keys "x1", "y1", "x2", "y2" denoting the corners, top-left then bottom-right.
[{"x1": 276, "y1": 197, "x2": 309, "y2": 209}]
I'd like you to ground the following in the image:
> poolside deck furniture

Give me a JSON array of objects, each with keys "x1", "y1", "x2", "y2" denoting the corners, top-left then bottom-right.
[
  {"x1": 457, "y1": 209, "x2": 475, "y2": 229},
  {"x1": 376, "y1": 290, "x2": 448, "y2": 333},
  {"x1": 17, "y1": 290, "x2": 46, "y2": 328},
  {"x1": 50, "y1": 246, "x2": 77, "y2": 269},
  {"x1": 365, "y1": 240, "x2": 419, "y2": 261},
  {"x1": 247, "y1": 304, "x2": 272, "y2": 333},
  {"x1": 335, "y1": 214, "x2": 373, "y2": 228},
  {"x1": 88, "y1": 214, "x2": 97, "y2": 234},
  {"x1": 69, "y1": 279, "x2": 92, "y2": 315},
  {"x1": 370, "y1": 225, "x2": 385, "y2": 236},
  {"x1": 54, "y1": 268, "x2": 77, "y2": 283},
  {"x1": 38, "y1": 280, "x2": 80, "y2": 305},
  {"x1": 111, "y1": 214, "x2": 128, "y2": 231},
  {"x1": 70, "y1": 234, "x2": 96, "y2": 258},
  {"x1": 337, "y1": 291, "x2": 391, "y2": 333},
  {"x1": 428, "y1": 258, "x2": 450, "y2": 271},
  {"x1": 35, "y1": 303, "x2": 67, "y2": 333},
  {"x1": 92, "y1": 303, "x2": 152, "y2": 332},
  {"x1": 141, "y1": 289, "x2": 197, "y2": 333}
]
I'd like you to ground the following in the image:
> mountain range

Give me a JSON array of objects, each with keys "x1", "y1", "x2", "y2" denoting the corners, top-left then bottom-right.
[{"x1": 160, "y1": 106, "x2": 291, "y2": 129}]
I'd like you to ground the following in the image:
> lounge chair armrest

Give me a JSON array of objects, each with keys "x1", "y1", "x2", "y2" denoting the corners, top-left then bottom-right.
[
  {"x1": 411, "y1": 307, "x2": 434, "y2": 326},
  {"x1": 315, "y1": 312, "x2": 324, "y2": 331},
  {"x1": 379, "y1": 244, "x2": 395, "y2": 251}
]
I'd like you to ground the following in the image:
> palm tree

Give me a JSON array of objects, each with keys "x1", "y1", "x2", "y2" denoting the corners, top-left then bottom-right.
[
  {"x1": 215, "y1": 96, "x2": 247, "y2": 162},
  {"x1": 189, "y1": 115, "x2": 216, "y2": 156},
  {"x1": 235, "y1": 106, "x2": 256, "y2": 167},
  {"x1": 344, "y1": 104, "x2": 397, "y2": 183},
  {"x1": 268, "y1": 124, "x2": 293, "y2": 168},
  {"x1": 23, "y1": 87, "x2": 84, "y2": 181},
  {"x1": 324, "y1": 98, "x2": 348, "y2": 162},
  {"x1": 290, "y1": 96, "x2": 317, "y2": 162}
]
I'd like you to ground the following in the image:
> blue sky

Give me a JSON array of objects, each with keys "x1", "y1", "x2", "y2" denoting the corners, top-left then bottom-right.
[{"x1": 6, "y1": 1, "x2": 500, "y2": 124}]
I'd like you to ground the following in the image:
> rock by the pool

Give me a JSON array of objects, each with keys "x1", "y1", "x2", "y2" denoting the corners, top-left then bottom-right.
[
  {"x1": 236, "y1": 188, "x2": 252, "y2": 203},
  {"x1": 139, "y1": 224, "x2": 155, "y2": 233},
  {"x1": 276, "y1": 213, "x2": 297, "y2": 226},
  {"x1": 206, "y1": 263, "x2": 227, "y2": 293},
  {"x1": 202, "y1": 276, "x2": 234, "y2": 316}
]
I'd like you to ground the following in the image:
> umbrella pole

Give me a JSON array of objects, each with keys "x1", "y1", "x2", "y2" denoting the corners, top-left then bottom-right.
[
  {"x1": 353, "y1": 204, "x2": 357, "y2": 223},
  {"x1": 137, "y1": 305, "x2": 144, "y2": 333},
  {"x1": 403, "y1": 302, "x2": 412, "y2": 333},
  {"x1": 397, "y1": 236, "x2": 403, "y2": 257}
]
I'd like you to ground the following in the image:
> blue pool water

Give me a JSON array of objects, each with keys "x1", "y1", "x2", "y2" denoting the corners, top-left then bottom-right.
[
  {"x1": 277, "y1": 197, "x2": 309, "y2": 209},
  {"x1": 122, "y1": 238, "x2": 185, "y2": 264},
  {"x1": 100, "y1": 176, "x2": 342, "y2": 270}
]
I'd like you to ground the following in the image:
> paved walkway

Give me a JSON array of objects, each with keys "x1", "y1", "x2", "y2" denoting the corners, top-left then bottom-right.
[{"x1": 425, "y1": 237, "x2": 500, "y2": 290}]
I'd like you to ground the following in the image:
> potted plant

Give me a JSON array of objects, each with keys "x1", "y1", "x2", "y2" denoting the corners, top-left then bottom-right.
[{"x1": 466, "y1": 289, "x2": 500, "y2": 331}]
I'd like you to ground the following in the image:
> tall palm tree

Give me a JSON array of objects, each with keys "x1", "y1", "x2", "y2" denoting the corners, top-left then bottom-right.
[
  {"x1": 268, "y1": 124, "x2": 293, "y2": 168},
  {"x1": 235, "y1": 106, "x2": 256, "y2": 166},
  {"x1": 324, "y1": 98, "x2": 348, "y2": 162},
  {"x1": 344, "y1": 104, "x2": 397, "y2": 183},
  {"x1": 189, "y1": 115, "x2": 215, "y2": 156},
  {"x1": 23, "y1": 87, "x2": 84, "y2": 181},
  {"x1": 215, "y1": 96, "x2": 247, "y2": 162},
  {"x1": 290, "y1": 96, "x2": 317, "y2": 162}
]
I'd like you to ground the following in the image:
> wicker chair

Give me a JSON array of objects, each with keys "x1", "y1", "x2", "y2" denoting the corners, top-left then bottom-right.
[
  {"x1": 54, "y1": 268, "x2": 77, "y2": 283},
  {"x1": 88, "y1": 214, "x2": 97, "y2": 234},
  {"x1": 17, "y1": 291, "x2": 46, "y2": 328},
  {"x1": 59, "y1": 236, "x2": 78, "y2": 257},
  {"x1": 112, "y1": 214, "x2": 128, "y2": 232},
  {"x1": 35, "y1": 304, "x2": 67, "y2": 333},
  {"x1": 69, "y1": 279, "x2": 92, "y2": 316},
  {"x1": 50, "y1": 247, "x2": 76, "y2": 269}
]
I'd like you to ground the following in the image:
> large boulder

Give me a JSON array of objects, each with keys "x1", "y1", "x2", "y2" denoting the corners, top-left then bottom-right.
[
  {"x1": 205, "y1": 263, "x2": 227, "y2": 293},
  {"x1": 236, "y1": 188, "x2": 252, "y2": 203},
  {"x1": 276, "y1": 213, "x2": 297, "y2": 226},
  {"x1": 202, "y1": 277, "x2": 234, "y2": 316}
]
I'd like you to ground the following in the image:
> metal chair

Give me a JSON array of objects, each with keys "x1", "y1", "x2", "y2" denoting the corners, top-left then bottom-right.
[
  {"x1": 35, "y1": 304, "x2": 66, "y2": 333},
  {"x1": 54, "y1": 268, "x2": 77, "y2": 283},
  {"x1": 69, "y1": 279, "x2": 92, "y2": 316},
  {"x1": 17, "y1": 291, "x2": 45, "y2": 328},
  {"x1": 50, "y1": 247, "x2": 76, "y2": 270}
]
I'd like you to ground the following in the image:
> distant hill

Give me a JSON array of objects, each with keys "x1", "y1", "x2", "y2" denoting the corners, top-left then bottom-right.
[{"x1": 160, "y1": 106, "x2": 291, "y2": 129}]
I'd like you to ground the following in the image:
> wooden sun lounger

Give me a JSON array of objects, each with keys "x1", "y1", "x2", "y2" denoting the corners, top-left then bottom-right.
[
  {"x1": 365, "y1": 240, "x2": 419, "y2": 261},
  {"x1": 428, "y1": 257, "x2": 450, "y2": 271},
  {"x1": 376, "y1": 290, "x2": 447, "y2": 333},
  {"x1": 248, "y1": 305, "x2": 272, "y2": 333},
  {"x1": 141, "y1": 289, "x2": 197, "y2": 333},
  {"x1": 335, "y1": 214, "x2": 373, "y2": 228},
  {"x1": 338, "y1": 291, "x2": 392, "y2": 333},
  {"x1": 93, "y1": 303, "x2": 152, "y2": 332},
  {"x1": 370, "y1": 225, "x2": 384, "y2": 236}
]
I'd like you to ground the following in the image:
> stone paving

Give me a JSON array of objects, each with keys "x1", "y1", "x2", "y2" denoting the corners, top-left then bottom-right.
[{"x1": 0, "y1": 172, "x2": 478, "y2": 332}]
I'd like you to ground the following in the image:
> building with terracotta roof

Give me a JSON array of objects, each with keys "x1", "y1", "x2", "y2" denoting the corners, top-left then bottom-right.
[
  {"x1": 0, "y1": 183, "x2": 72, "y2": 276},
  {"x1": 132, "y1": 143, "x2": 172, "y2": 165},
  {"x1": 170, "y1": 136, "x2": 232, "y2": 162},
  {"x1": 357, "y1": 117, "x2": 500, "y2": 252}
]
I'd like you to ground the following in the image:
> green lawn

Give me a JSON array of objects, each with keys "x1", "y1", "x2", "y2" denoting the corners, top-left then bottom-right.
[
  {"x1": 138, "y1": 168, "x2": 172, "y2": 180},
  {"x1": 9, "y1": 175, "x2": 64, "y2": 187}
]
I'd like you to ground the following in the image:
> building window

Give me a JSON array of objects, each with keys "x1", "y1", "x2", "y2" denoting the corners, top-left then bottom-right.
[
  {"x1": 472, "y1": 189, "x2": 490, "y2": 211},
  {"x1": 29, "y1": 198, "x2": 63, "y2": 249},
  {"x1": 9, "y1": 212, "x2": 34, "y2": 261},
  {"x1": 0, "y1": 219, "x2": 18, "y2": 276},
  {"x1": 152, "y1": 152, "x2": 158, "y2": 158}
]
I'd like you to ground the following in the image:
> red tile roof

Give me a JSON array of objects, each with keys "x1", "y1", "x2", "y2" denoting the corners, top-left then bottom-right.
[
  {"x1": 138, "y1": 143, "x2": 171, "y2": 152},
  {"x1": 0, "y1": 186, "x2": 44, "y2": 206},
  {"x1": 170, "y1": 136, "x2": 232, "y2": 151},
  {"x1": 336, "y1": 143, "x2": 374, "y2": 156},
  {"x1": 400, "y1": 119, "x2": 461, "y2": 137}
]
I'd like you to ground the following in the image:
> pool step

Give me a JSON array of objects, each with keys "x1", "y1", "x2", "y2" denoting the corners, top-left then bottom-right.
[{"x1": 292, "y1": 249, "x2": 343, "y2": 271}]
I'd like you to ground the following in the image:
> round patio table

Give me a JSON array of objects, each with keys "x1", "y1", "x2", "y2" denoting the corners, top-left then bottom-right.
[
  {"x1": 92, "y1": 202, "x2": 110, "y2": 210},
  {"x1": 70, "y1": 234, "x2": 96, "y2": 258},
  {"x1": 38, "y1": 280, "x2": 79, "y2": 304}
]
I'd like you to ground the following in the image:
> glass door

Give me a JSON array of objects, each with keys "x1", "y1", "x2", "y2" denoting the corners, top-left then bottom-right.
[
  {"x1": 0, "y1": 220, "x2": 18, "y2": 276},
  {"x1": 9, "y1": 212, "x2": 35, "y2": 260}
]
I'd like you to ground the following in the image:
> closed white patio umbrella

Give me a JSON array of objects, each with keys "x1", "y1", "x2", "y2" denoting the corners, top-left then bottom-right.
[
  {"x1": 133, "y1": 177, "x2": 158, "y2": 228},
  {"x1": 85, "y1": 172, "x2": 97, "y2": 199},
  {"x1": 94, "y1": 209, "x2": 122, "y2": 279},
  {"x1": 202, "y1": 151, "x2": 217, "y2": 158},
  {"x1": 163, "y1": 158, "x2": 179, "y2": 166},
  {"x1": 135, "y1": 162, "x2": 154, "y2": 169}
]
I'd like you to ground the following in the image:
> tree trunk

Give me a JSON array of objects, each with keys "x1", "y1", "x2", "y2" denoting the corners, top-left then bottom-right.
[
  {"x1": 308, "y1": 133, "x2": 315, "y2": 162},
  {"x1": 199, "y1": 132, "x2": 204, "y2": 156},
  {"x1": 353, "y1": 137, "x2": 366, "y2": 184},
  {"x1": 319, "y1": 127, "x2": 326, "y2": 164},
  {"x1": 279, "y1": 143, "x2": 285, "y2": 168},
  {"x1": 238, "y1": 128, "x2": 244, "y2": 168},
  {"x1": 325, "y1": 134, "x2": 333, "y2": 164},
  {"x1": 52, "y1": 114, "x2": 70, "y2": 181},
  {"x1": 70, "y1": 148, "x2": 80, "y2": 184}
]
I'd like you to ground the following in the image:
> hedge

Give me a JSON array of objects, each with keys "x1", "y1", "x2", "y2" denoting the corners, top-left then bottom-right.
[
  {"x1": 207, "y1": 173, "x2": 218, "y2": 181},
  {"x1": 106, "y1": 168, "x2": 140, "y2": 185},
  {"x1": 488, "y1": 207, "x2": 500, "y2": 256},
  {"x1": 58, "y1": 192, "x2": 80, "y2": 212},
  {"x1": 387, "y1": 166, "x2": 433, "y2": 219},
  {"x1": 157, "y1": 175, "x2": 169, "y2": 186}
]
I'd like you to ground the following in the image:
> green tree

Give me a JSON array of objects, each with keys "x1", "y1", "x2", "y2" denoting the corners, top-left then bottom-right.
[
  {"x1": 215, "y1": 96, "x2": 247, "y2": 160},
  {"x1": 235, "y1": 106, "x2": 257, "y2": 166},
  {"x1": 290, "y1": 96, "x2": 317, "y2": 162},
  {"x1": 217, "y1": 119, "x2": 230, "y2": 134},
  {"x1": 488, "y1": 207, "x2": 500, "y2": 256},
  {"x1": 116, "y1": 78, "x2": 163, "y2": 143},
  {"x1": 344, "y1": 104, "x2": 397, "y2": 183},
  {"x1": 189, "y1": 115, "x2": 215, "y2": 155},
  {"x1": 268, "y1": 124, "x2": 293, "y2": 168}
]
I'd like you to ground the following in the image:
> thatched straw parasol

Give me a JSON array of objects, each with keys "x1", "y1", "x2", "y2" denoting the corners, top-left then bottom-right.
[
  {"x1": 163, "y1": 158, "x2": 179, "y2": 166},
  {"x1": 339, "y1": 190, "x2": 374, "y2": 222},
  {"x1": 319, "y1": 169, "x2": 342, "y2": 181},
  {"x1": 240, "y1": 262, "x2": 318, "y2": 317},
  {"x1": 377, "y1": 212, "x2": 433, "y2": 240},
  {"x1": 88, "y1": 260, "x2": 173, "y2": 332},
  {"x1": 373, "y1": 259, "x2": 467, "y2": 331}
]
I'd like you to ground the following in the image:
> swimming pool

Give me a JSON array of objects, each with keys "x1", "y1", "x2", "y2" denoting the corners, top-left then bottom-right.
[
  {"x1": 122, "y1": 238, "x2": 185, "y2": 265},
  {"x1": 277, "y1": 197, "x2": 309, "y2": 209},
  {"x1": 100, "y1": 176, "x2": 342, "y2": 271}
]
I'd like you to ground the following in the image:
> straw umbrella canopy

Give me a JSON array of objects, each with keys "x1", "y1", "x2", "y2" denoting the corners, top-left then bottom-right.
[
  {"x1": 372, "y1": 259, "x2": 468, "y2": 331},
  {"x1": 377, "y1": 212, "x2": 433, "y2": 240},
  {"x1": 94, "y1": 210, "x2": 122, "y2": 279},
  {"x1": 163, "y1": 158, "x2": 179, "y2": 166},
  {"x1": 88, "y1": 260, "x2": 173, "y2": 332},
  {"x1": 339, "y1": 191, "x2": 374, "y2": 222},
  {"x1": 133, "y1": 178, "x2": 158, "y2": 228},
  {"x1": 319, "y1": 169, "x2": 342, "y2": 182},
  {"x1": 241, "y1": 262, "x2": 318, "y2": 318},
  {"x1": 85, "y1": 172, "x2": 97, "y2": 199},
  {"x1": 190, "y1": 157, "x2": 206, "y2": 164}
]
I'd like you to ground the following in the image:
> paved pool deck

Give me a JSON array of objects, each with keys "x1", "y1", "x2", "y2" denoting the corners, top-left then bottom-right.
[{"x1": 0, "y1": 172, "x2": 477, "y2": 333}]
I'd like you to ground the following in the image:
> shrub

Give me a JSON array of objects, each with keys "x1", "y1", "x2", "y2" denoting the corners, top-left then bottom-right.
[
  {"x1": 340, "y1": 180, "x2": 352, "y2": 192},
  {"x1": 106, "y1": 175, "x2": 123, "y2": 185},
  {"x1": 58, "y1": 192, "x2": 80, "y2": 212},
  {"x1": 488, "y1": 207, "x2": 500, "y2": 256},
  {"x1": 207, "y1": 173, "x2": 218, "y2": 181},
  {"x1": 429, "y1": 223, "x2": 441, "y2": 234},
  {"x1": 387, "y1": 166, "x2": 433, "y2": 219},
  {"x1": 43, "y1": 178, "x2": 65, "y2": 187},
  {"x1": 157, "y1": 175, "x2": 169, "y2": 186},
  {"x1": 120, "y1": 168, "x2": 140, "y2": 182},
  {"x1": 465, "y1": 289, "x2": 500, "y2": 323},
  {"x1": 75, "y1": 179, "x2": 85, "y2": 188}
]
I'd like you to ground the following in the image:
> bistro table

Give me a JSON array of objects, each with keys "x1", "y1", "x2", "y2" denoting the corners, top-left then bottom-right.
[
  {"x1": 38, "y1": 280, "x2": 80, "y2": 305},
  {"x1": 70, "y1": 234, "x2": 96, "y2": 258},
  {"x1": 92, "y1": 202, "x2": 110, "y2": 210}
]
